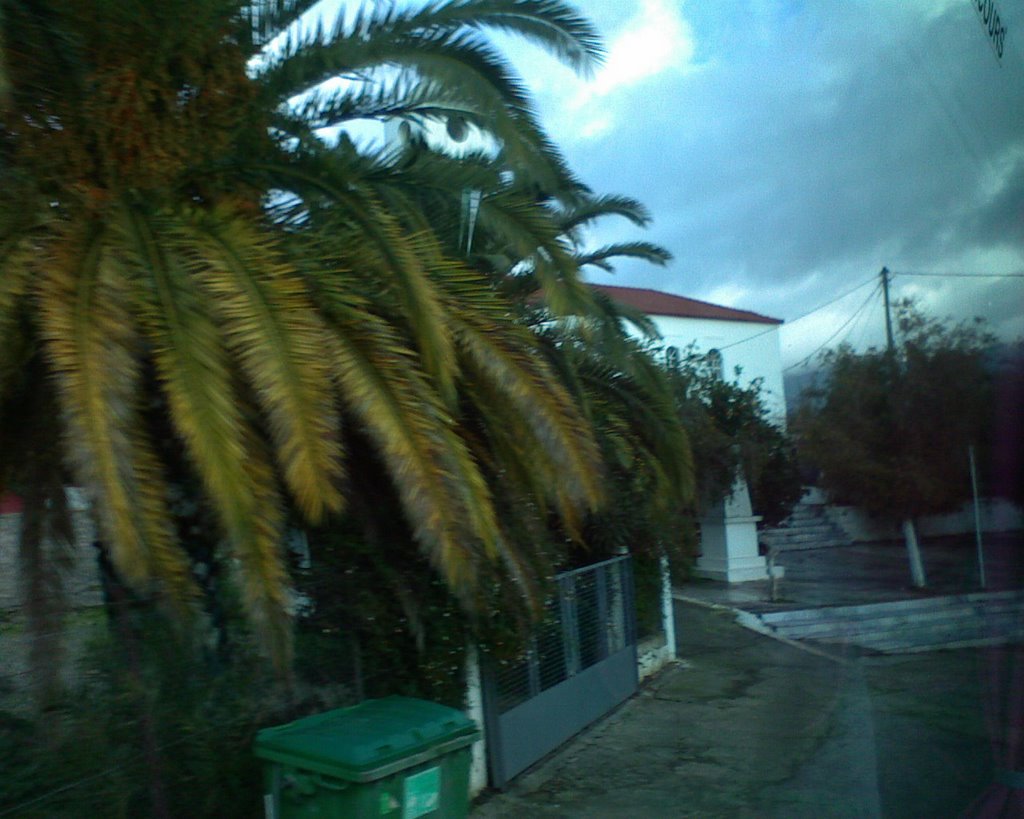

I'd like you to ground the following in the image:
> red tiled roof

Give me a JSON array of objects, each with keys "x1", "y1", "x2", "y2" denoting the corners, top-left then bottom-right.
[{"x1": 591, "y1": 284, "x2": 783, "y2": 325}]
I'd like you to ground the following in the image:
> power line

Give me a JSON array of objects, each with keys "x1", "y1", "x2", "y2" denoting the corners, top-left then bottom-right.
[
  {"x1": 715, "y1": 323, "x2": 777, "y2": 352},
  {"x1": 720, "y1": 273, "x2": 878, "y2": 353},
  {"x1": 848, "y1": 282, "x2": 880, "y2": 351},
  {"x1": 894, "y1": 271, "x2": 1024, "y2": 279},
  {"x1": 784, "y1": 281, "x2": 883, "y2": 372},
  {"x1": 784, "y1": 274, "x2": 879, "y2": 326}
]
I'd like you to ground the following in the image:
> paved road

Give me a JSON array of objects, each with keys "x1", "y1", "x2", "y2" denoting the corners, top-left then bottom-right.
[{"x1": 473, "y1": 602, "x2": 990, "y2": 818}]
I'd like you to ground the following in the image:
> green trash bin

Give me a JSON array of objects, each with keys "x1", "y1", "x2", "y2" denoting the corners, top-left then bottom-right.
[{"x1": 254, "y1": 696, "x2": 479, "y2": 818}]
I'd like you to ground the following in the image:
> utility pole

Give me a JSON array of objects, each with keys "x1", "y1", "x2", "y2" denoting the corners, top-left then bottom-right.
[
  {"x1": 881, "y1": 266, "x2": 894, "y2": 354},
  {"x1": 880, "y1": 266, "x2": 926, "y2": 587}
]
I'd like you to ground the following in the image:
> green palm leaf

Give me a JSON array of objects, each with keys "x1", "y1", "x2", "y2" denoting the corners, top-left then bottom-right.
[
  {"x1": 252, "y1": 158, "x2": 462, "y2": 404},
  {"x1": 382, "y1": 0, "x2": 603, "y2": 75},
  {"x1": 314, "y1": 278, "x2": 493, "y2": 592},
  {"x1": 114, "y1": 206, "x2": 296, "y2": 661},
  {"x1": 184, "y1": 206, "x2": 344, "y2": 522},
  {"x1": 574, "y1": 241, "x2": 673, "y2": 273},
  {"x1": 35, "y1": 222, "x2": 196, "y2": 605},
  {"x1": 555, "y1": 193, "x2": 653, "y2": 235}
]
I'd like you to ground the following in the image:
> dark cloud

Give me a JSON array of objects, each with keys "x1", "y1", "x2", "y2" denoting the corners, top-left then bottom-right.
[
  {"x1": 519, "y1": 1, "x2": 1024, "y2": 362},
  {"x1": 959, "y1": 152, "x2": 1024, "y2": 249}
]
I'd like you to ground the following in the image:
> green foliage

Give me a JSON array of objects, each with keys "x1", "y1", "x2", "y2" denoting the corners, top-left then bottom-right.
[
  {"x1": 630, "y1": 552, "x2": 666, "y2": 639},
  {"x1": 795, "y1": 301, "x2": 999, "y2": 519},
  {"x1": 665, "y1": 345, "x2": 802, "y2": 526},
  {"x1": 0, "y1": 617, "x2": 351, "y2": 818},
  {"x1": 297, "y1": 516, "x2": 473, "y2": 708}
]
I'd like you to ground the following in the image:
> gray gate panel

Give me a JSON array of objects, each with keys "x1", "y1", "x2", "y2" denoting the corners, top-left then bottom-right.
[
  {"x1": 493, "y1": 645, "x2": 637, "y2": 784},
  {"x1": 482, "y1": 555, "x2": 639, "y2": 789}
]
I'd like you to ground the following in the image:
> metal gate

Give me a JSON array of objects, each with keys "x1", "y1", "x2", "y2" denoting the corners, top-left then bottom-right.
[{"x1": 481, "y1": 555, "x2": 638, "y2": 788}]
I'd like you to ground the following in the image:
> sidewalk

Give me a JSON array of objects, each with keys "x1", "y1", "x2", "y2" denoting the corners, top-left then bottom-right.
[{"x1": 472, "y1": 540, "x2": 1004, "y2": 818}]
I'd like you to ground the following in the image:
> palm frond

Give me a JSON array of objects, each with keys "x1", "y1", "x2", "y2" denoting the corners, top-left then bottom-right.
[
  {"x1": 383, "y1": 0, "x2": 604, "y2": 76},
  {"x1": 555, "y1": 193, "x2": 652, "y2": 234},
  {"x1": 35, "y1": 222, "x2": 196, "y2": 603},
  {"x1": 227, "y1": 423, "x2": 294, "y2": 670},
  {"x1": 589, "y1": 286, "x2": 662, "y2": 340},
  {"x1": 184, "y1": 206, "x2": 344, "y2": 522},
  {"x1": 261, "y1": 17, "x2": 582, "y2": 194},
  {"x1": 574, "y1": 241, "x2": 672, "y2": 273},
  {"x1": 109, "y1": 206, "x2": 294, "y2": 662},
  {"x1": 470, "y1": 189, "x2": 595, "y2": 314},
  {"x1": 454, "y1": 311, "x2": 604, "y2": 513},
  {"x1": 313, "y1": 278, "x2": 494, "y2": 594},
  {"x1": 0, "y1": 234, "x2": 33, "y2": 391},
  {"x1": 256, "y1": 157, "x2": 461, "y2": 403},
  {"x1": 288, "y1": 75, "x2": 481, "y2": 132},
  {"x1": 247, "y1": 0, "x2": 322, "y2": 49},
  {"x1": 263, "y1": 0, "x2": 600, "y2": 96}
]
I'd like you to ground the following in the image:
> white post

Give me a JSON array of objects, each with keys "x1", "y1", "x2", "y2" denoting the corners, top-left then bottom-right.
[
  {"x1": 902, "y1": 518, "x2": 927, "y2": 588},
  {"x1": 463, "y1": 644, "x2": 488, "y2": 797},
  {"x1": 969, "y1": 445, "x2": 987, "y2": 589},
  {"x1": 660, "y1": 554, "x2": 676, "y2": 660}
]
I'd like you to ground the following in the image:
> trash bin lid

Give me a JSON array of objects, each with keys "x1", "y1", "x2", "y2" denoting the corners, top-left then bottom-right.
[{"x1": 254, "y1": 696, "x2": 479, "y2": 782}]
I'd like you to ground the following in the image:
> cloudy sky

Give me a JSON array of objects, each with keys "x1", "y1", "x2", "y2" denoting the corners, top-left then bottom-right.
[{"x1": 489, "y1": 0, "x2": 1024, "y2": 368}]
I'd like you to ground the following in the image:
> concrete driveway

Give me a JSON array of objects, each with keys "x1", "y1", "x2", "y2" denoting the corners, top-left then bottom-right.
[{"x1": 472, "y1": 602, "x2": 991, "y2": 818}]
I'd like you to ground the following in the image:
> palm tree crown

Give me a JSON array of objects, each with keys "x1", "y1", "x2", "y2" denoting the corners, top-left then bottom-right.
[{"x1": 0, "y1": 0, "x2": 608, "y2": 665}]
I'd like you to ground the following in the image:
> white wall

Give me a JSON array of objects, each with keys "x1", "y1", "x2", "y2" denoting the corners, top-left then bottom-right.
[
  {"x1": 827, "y1": 498, "x2": 1024, "y2": 542},
  {"x1": 1, "y1": 509, "x2": 101, "y2": 611},
  {"x1": 648, "y1": 315, "x2": 787, "y2": 423}
]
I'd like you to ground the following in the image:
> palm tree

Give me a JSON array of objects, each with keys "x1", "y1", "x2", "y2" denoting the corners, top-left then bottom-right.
[
  {"x1": 465, "y1": 184, "x2": 697, "y2": 559},
  {"x1": 0, "y1": 0, "x2": 606, "y2": 667}
]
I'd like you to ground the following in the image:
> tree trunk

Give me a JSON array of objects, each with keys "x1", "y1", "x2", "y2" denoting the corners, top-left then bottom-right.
[{"x1": 902, "y1": 518, "x2": 927, "y2": 588}]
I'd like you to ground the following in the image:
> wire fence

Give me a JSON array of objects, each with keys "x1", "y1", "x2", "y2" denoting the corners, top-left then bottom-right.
[{"x1": 489, "y1": 556, "x2": 635, "y2": 716}]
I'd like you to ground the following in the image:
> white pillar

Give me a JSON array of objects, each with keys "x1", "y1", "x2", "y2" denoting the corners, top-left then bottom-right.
[
  {"x1": 463, "y1": 644, "x2": 488, "y2": 797},
  {"x1": 660, "y1": 554, "x2": 676, "y2": 660},
  {"x1": 693, "y1": 477, "x2": 782, "y2": 583}
]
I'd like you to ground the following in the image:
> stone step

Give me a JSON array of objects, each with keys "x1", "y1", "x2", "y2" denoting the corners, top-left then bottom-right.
[
  {"x1": 744, "y1": 591, "x2": 1024, "y2": 653},
  {"x1": 761, "y1": 527, "x2": 837, "y2": 542},
  {"x1": 759, "y1": 590, "x2": 1023, "y2": 627},
  {"x1": 774, "y1": 524, "x2": 831, "y2": 536},
  {"x1": 852, "y1": 615, "x2": 1024, "y2": 652},
  {"x1": 860, "y1": 625, "x2": 1024, "y2": 653},
  {"x1": 759, "y1": 534, "x2": 849, "y2": 552},
  {"x1": 759, "y1": 501, "x2": 849, "y2": 551},
  {"x1": 765, "y1": 519, "x2": 833, "y2": 530},
  {"x1": 771, "y1": 603, "x2": 1024, "y2": 642},
  {"x1": 762, "y1": 541, "x2": 850, "y2": 553},
  {"x1": 774, "y1": 541, "x2": 850, "y2": 552},
  {"x1": 784, "y1": 510, "x2": 829, "y2": 523}
]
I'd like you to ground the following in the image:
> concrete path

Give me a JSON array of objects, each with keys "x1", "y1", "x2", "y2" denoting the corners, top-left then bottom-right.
[{"x1": 472, "y1": 602, "x2": 990, "y2": 818}]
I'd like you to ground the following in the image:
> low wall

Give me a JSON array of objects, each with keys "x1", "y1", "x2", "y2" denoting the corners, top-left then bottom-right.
[
  {"x1": 827, "y1": 498, "x2": 1023, "y2": 543},
  {"x1": 637, "y1": 633, "x2": 674, "y2": 681},
  {"x1": 637, "y1": 554, "x2": 678, "y2": 681},
  {"x1": 0, "y1": 510, "x2": 102, "y2": 611}
]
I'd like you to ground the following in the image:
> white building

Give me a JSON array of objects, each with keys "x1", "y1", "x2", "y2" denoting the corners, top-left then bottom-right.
[
  {"x1": 592, "y1": 284, "x2": 787, "y2": 424},
  {"x1": 593, "y1": 284, "x2": 787, "y2": 582}
]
